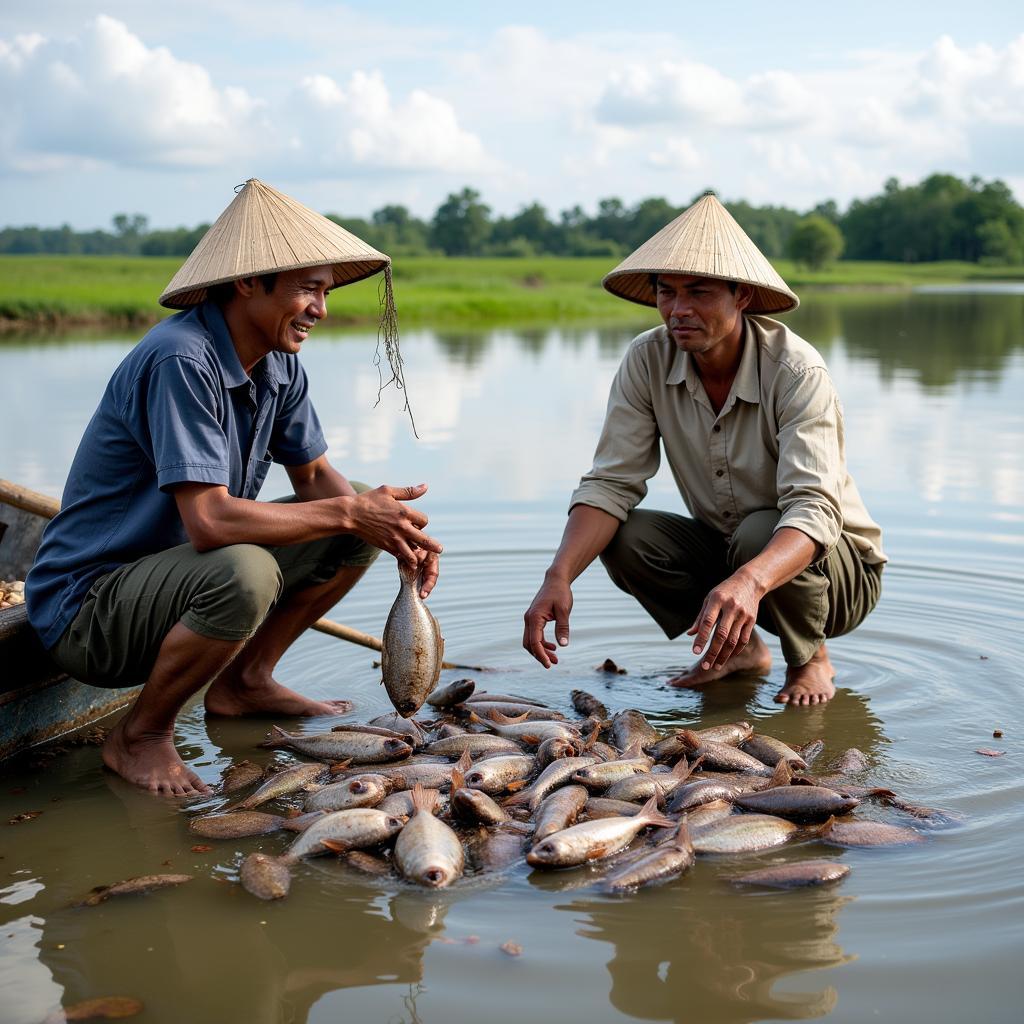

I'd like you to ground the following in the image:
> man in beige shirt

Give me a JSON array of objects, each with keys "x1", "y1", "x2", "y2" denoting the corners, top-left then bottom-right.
[{"x1": 523, "y1": 193, "x2": 885, "y2": 705}]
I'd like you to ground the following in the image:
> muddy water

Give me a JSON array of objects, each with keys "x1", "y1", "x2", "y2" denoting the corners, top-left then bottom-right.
[{"x1": 2, "y1": 288, "x2": 1022, "y2": 1023}]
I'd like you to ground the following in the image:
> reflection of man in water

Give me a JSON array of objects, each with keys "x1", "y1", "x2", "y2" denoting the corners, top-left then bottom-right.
[{"x1": 524, "y1": 193, "x2": 886, "y2": 705}]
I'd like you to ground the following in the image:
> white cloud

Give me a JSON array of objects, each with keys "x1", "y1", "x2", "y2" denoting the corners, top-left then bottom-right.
[
  {"x1": 0, "y1": 16, "x2": 488, "y2": 178},
  {"x1": 647, "y1": 138, "x2": 701, "y2": 171}
]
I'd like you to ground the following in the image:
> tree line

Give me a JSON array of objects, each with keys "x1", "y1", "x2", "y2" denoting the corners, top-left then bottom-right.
[{"x1": 1, "y1": 173, "x2": 1021, "y2": 268}]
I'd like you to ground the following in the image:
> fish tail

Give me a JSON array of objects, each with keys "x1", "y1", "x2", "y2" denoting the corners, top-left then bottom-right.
[
  {"x1": 674, "y1": 821, "x2": 692, "y2": 850},
  {"x1": 639, "y1": 794, "x2": 675, "y2": 830},
  {"x1": 679, "y1": 730, "x2": 701, "y2": 751},
  {"x1": 671, "y1": 755, "x2": 698, "y2": 779},
  {"x1": 411, "y1": 783, "x2": 438, "y2": 815},
  {"x1": 450, "y1": 750, "x2": 471, "y2": 791},
  {"x1": 490, "y1": 709, "x2": 529, "y2": 724},
  {"x1": 769, "y1": 759, "x2": 793, "y2": 787}
]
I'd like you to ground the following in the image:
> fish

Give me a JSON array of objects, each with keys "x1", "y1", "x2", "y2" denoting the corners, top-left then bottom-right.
[
  {"x1": 304, "y1": 777, "x2": 392, "y2": 813},
  {"x1": 470, "y1": 826, "x2": 526, "y2": 872},
  {"x1": 436, "y1": 723, "x2": 468, "y2": 739},
  {"x1": 819, "y1": 817, "x2": 925, "y2": 847},
  {"x1": 666, "y1": 779, "x2": 742, "y2": 813},
  {"x1": 731, "y1": 859, "x2": 850, "y2": 889},
  {"x1": 733, "y1": 785, "x2": 860, "y2": 822},
  {"x1": 422, "y1": 734, "x2": 522, "y2": 757},
  {"x1": 393, "y1": 785, "x2": 465, "y2": 887},
  {"x1": 284, "y1": 808, "x2": 406, "y2": 861},
  {"x1": 463, "y1": 701, "x2": 568, "y2": 721},
  {"x1": 240, "y1": 854, "x2": 291, "y2": 900},
  {"x1": 465, "y1": 691, "x2": 547, "y2": 707},
  {"x1": 189, "y1": 809, "x2": 322, "y2": 839},
  {"x1": 583, "y1": 797, "x2": 645, "y2": 819},
  {"x1": 379, "y1": 789, "x2": 441, "y2": 817},
  {"x1": 426, "y1": 677, "x2": 476, "y2": 708},
  {"x1": 535, "y1": 737, "x2": 580, "y2": 769},
  {"x1": 533, "y1": 786, "x2": 589, "y2": 842},
  {"x1": 741, "y1": 735, "x2": 808, "y2": 770},
  {"x1": 646, "y1": 733, "x2": 690, "y2": 763},
  {"x1": 681, "y1": 799, "x2": 734, "y2": 832},
  {"x1": 450, "y1": 751, "x2": 508, "y2": 824},
  {"x1": 690, "y1": 813, "x2": 797, "y2": 854},
  {"x1": 219, "y1": 759, "x2": 266, "y2": 794},
  {"x1": 571, "y1": 743, "x2": 653, "y2": 791},
  {"x1": 610, "y1": 710, "x2": 661, "y2": 752},
  {"x1": 356, "y1": 761, "x2": 462, "y2": 792},
  {"x1": 603, "y1": 824, "x2": 695, "y2": 892},
  {"x1": 76, "y1": 874, "x2": 193, "y2": 907},
  {"x1": 797, "y1": 738, "x2": 826, "y2": 765},
  {"x1": 227, "y1": 762, "x2": 329, "y2": 809},
  {"x1": 605, "y1": 757, "x2": 698, "y2": 804},
  {"x1": 463, "y1": 754, "x2": 536, "y2": 795},
  {"x1": 570, "y1": 690, "x2": 609, "y2": 719},
  {"x1": 381, "y1": 563, "x2": 444, "y2": 717},
  {"x1": 505, "y1": 757, "x2": 599, "y2": 811},
  {"x1": 679, "y1": 730, "x2": 774, "y2": 776},
  {"x1": 469, "y1": 710, "x2": 578, "y2": 745},
  {"x1": 829, "y1": 748, "x2": 870, "y2": 774},
  {"x1": 260, "y1": 726, "x2": 413, "y2": 764},
  {"x1": 368, "y1": 712, "x2": 428, "y2": 748},
  {"x1": 342, "y1": 851, "x2": 394, "y2": 876},
  {"x1": 526, "y1": 795, "x2": 673, "y2": 867},
  {"x1": 692, "y1": 722, "x2": 754, "y2": 746}
]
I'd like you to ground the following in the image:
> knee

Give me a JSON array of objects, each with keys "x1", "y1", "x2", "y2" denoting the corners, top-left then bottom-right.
[
  {"x1": 195, "y1": 545, "x2": 282, "y2": 633},
  {"x1": 729, "y1": 510, "x2": 781, "y2": 567}
]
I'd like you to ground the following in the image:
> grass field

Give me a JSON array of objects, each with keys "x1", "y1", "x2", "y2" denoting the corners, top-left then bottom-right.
[{"x1": 1, "y1": 254, "x2": 1022, "y2": 331}]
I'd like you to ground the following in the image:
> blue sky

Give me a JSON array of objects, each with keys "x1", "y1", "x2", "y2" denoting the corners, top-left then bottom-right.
[{"x1": 1, "y1": 1, "x2": 1022, "y2": 230}]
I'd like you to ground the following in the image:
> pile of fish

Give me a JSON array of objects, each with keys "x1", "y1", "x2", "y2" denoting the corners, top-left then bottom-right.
[
  {"x1": 185, "y1": 680, "x2": 953, "y2": 900},
  {"x1": 0, "y1": 578, "x2": 25, "y2": 609}
]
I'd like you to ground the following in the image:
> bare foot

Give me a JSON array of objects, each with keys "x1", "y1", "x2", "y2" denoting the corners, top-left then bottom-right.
[
  {"x1": 102, "y1": 718, "x2": 210, "y2": 797},
  {"x1": 668, "y1": 632, "x2": 773, "y2": 688},
  {"x1": 775, "y1": 645, "x2": 836, "y2": 706},
  {"x1": 204, "y1": 673, "x2": 354, "y2": 718}
]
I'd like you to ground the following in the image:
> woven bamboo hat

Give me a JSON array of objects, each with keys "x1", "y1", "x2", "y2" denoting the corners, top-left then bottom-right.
[
  {"x1": 159, "y1": 178, "x2": 390, "y2": 309},
  {"x1": 602, "y1": 191, "x2": 799, "y2": 314}
]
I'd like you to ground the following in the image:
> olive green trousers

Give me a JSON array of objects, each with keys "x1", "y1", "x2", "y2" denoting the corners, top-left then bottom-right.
[
  {"x1": 599, "y1": 508, "x2": 882, "y2": 667},
  {"x1": 50, "y1": 491, "x2": 379, "y2": 687}
]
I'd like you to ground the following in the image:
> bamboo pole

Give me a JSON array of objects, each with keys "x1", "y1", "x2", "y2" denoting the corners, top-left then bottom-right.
[{"x1": 0, "y1": 478, "x2": 483, "y2": 671}]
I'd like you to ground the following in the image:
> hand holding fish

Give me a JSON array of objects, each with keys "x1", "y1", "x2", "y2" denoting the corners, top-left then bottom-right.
[{"x1": 345, "y1": 483, "x2": 442, "y2": 595}]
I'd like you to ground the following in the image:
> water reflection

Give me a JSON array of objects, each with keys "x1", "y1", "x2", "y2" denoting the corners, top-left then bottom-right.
[{"x1": 562, "y1": 882, "x2": 852, "y2": 1023}]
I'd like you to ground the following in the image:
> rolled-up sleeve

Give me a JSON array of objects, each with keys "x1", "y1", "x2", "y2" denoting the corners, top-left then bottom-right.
[
  {"x1": 773, "y1": 367, "x2": 844, "y2": 557},
  {"x1": 569, "y1": 342, "x2": 661, "y2": 521},
  {"x1": 270, "y1": 362, "x2": 328, "y2": 467},
  {"x1": 125, "y1": 355, "x2": 232, "y2": 491}
]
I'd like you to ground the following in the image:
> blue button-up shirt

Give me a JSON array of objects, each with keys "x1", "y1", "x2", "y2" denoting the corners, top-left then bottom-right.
[{"x1": 26, "y1": 301, "x2": 328, "y2": 649}]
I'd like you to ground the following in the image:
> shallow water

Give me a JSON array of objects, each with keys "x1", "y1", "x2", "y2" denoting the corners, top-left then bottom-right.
[{"x1": 1, "y1": 289, "x2": 1022, "y2": 1024}]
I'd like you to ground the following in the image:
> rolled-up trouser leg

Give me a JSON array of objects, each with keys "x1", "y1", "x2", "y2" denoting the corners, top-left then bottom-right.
[
  {"x1": 599, "y1": 509, "x2": 728, "y2": 640},
  {"x1": 50, "y1": 543, "x2": 283, "y2": 686},
  {"x1": 728, "y1": 509, "x2": 883, "y2": 667}
]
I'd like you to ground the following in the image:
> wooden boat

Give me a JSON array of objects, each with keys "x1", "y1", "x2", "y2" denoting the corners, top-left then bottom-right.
[{"x1": 0, "y1": 480, "x2": 140, "y2": 760}]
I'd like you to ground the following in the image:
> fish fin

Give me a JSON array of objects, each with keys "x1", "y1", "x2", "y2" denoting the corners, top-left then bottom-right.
[
  {"x1": 581, "y1": 722, "x2": 601, "y2": 751},
  {"x1": 411, "y1": 783, "x2": 438, "y2": 815},
  {"x1": 622, "y1": 739, "x2": 644, "y2": 760},
  {"x1": 282, "y1": 810, "x2": 325, "y2": 832},
  {"x1": 770, "y1": 759, "x2": 793, "y2": 787},
  {"x1": 678, "y1": 729, "x2": 701, "y2": 751},
  {"x1": 521, "y1": 733, "x2": 542, "y2": 745},
  {"x1": 807, "y1": 815, "x2": 837, "y2": 839},
  {"x1": 505, "y1": 780, "x2": 529, "y2": 793},
  {"x1": 450, "y1": 750, "x2": 471, "y2": 791},
  {"x1": 674, "y1": 821, "x2": 692, "y2": 850},
  {"x1": 490, "y1": 709, "x2": 529, "y2": 725},
  {"x1": 467, "y1": 711, "x2": 487, "y2": 728},
  {"x1": 319, "y1": 838, "x2": 351, "y2": 854},
  {"x1": 670, "y1": 756, "x2": 697, "y2": 779},
  {"x1": 328, "y1": 759, "x2": 353, "y2": 775},
  {"x1": 639, "y1": 794, "x2": 675, "y2": 830},
  {"x1": 258, "y1": 725, "x2": 291, "y2": 749}
]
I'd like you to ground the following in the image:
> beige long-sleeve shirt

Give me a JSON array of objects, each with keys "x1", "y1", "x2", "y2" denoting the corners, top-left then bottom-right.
[{"x1": 570, "y1": 315, "x2": 887, "y2": 566}]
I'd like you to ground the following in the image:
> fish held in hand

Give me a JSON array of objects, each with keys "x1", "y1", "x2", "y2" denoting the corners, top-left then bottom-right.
[{"x1": 381, "y1": 563, "x2": 445, "y2": 717}]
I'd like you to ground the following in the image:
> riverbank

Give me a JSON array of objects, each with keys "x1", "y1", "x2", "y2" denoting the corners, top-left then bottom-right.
[{"x1": 1, "y1": 254, "x2": 1022, "y2": 332}]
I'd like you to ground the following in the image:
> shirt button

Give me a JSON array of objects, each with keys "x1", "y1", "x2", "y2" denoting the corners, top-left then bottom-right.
[
  {"x1": 716, "y1": 469, "x2": 724, "y2": 477},
  {"x1": 713, "y1": 424, "x2": 721, "y2": 433}
]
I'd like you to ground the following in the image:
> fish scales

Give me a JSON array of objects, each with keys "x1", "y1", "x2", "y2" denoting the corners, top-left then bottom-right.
[
  {"x1": 261, "y1": 726, "x2": 413, "y2": 764},
  {"x1": 603, "y1": 826, "x2": 695, "y2": 892},
  {"x1": 691, "y1": 813, "x2": 797, "y2": 854},
  {"x1": 505, "y1": 756, "x2": 598, "y2": 810},
  {"x1": 381, "y1": 564, "x2": 445, "y2": 717},
  {"x1": 533, "y1": 786, "x2": 589, "y2": 842},
  {"x1": 394, "y1": 785, "x2": 464, "y2": 887}
]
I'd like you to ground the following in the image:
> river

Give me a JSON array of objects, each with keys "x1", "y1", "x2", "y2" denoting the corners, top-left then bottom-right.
[{"x1": 1, "y1": 286, "x2": 1022, "y2": 1023}]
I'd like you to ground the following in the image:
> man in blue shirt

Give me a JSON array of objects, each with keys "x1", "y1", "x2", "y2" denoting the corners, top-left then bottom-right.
[{"x1": 26, "y1": 179, "x2": 440, "y2": 797}]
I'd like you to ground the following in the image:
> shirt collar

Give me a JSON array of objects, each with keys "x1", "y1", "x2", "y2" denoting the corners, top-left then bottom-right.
[
  {"x1": 664, "y1": 318, "x2": 760, "y2": 406},
  {"x1": 199, "y1": 301, "x2": 288, "y2": 390}
]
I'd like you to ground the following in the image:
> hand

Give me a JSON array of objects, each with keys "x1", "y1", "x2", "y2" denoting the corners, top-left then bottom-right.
[
  {"x1": 345, "y1": 484, "x2": 442, "y2": 589},
  {"x1": 523, "y1": 573, "x2": 573, "y2": 668},
  {"x1": 687, "y1": 569, "x2": 763, "y2": 672}
]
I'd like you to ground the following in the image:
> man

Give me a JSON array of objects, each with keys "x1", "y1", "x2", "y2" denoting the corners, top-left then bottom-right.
[
  {"x1": 523, "y1": 192, "x2": 885, "y2": 706},
  {"x1": 26, "y1": 179, "x2": 441, "y2": 796}
]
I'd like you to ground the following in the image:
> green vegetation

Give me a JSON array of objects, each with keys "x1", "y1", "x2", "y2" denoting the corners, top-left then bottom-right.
[
  {"x1": 1, "y1": 254, "x2": 1022, "y2": 333},
  {"x1": 788, "y1": 215, "x2": 844, "y2": 270}
]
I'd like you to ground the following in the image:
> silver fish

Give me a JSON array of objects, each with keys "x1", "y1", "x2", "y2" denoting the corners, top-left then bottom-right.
[
  {"x1": 526, "y1": 795, "x2": 673, "y2": 867},
  {"x1": 533, "y1": 786, "x2": 589, "y2": 842},
  {"x1": 603, "y1": 825, "x2": 695, "y2": 892},
  {"x1": 381, "y1": 563, "x2": 444, "y2": 717},
  {"x1": 284, "y1": 808, "x2": 406, "y2": 861},
  {"x1": 426, "y1": 678, "x2": 476, "y2": 708},
  {"x1": 463, "y1": 754, "x2": 536, "y2": 795},
  {"x1": 570, "y1": 689, "x2": 609, "y2": 720},
  {"x1": 733, "y1": 785, "x2": 860, "y2": 822},
  {"x1": 469, "y1": 710, "x2": 578, "y2": 745},
  {"x1": 820, "y1": 816, "x2": 925, "y2": 847},
  {"x1": 304, "y1": 777, "x2": 392, "y2": 813},
  {"x1": 394, "y1": 785, "x2": 465, "y2": 887},
  {"x1": 260, "y1": 726, "x2": 412, "y2": 764},
  {"x1": 422, "y1": 734, "x2": 522, "y2": 757},
  {"x1": 741, "y1": 735, "x2": 808, "y2": 770},
  {"x1": 239, "y1": 855, "x2": 291, "y2": 900},
  {"x1": 610, "y1": 710, "x2": 661, "y2": 752},
  {"x1": 583, "y1": 797, "x2": 644, "y2": 819},
  {"x1": 505, "y1": 756, "x2": 598, "y2": 811},
  {"x1": 731, "y1": 859, "x2": 850, "y2": 889},
  {"x1": 691, "y1": 813, "x2": 797, "y2": 854},
  {"x1": 189, "y1": 809, "x2": 321, "y2": 838},
  {"x1": 605, "y1": 757, "x2": 697, "y2": 804},
  {"x1": 679, "y1": 730, "x2": 774, "y2": 776},
  {"x1": 227, "y1": 762, "x2": 328, "y2": 809}
]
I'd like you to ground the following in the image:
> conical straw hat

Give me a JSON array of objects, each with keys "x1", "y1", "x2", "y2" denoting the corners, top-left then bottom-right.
[
  {"x1": 159, "y1": 178, "x2": 389, "y2": 309},
  {"x1": 602, "y1": 192, "x2": 799, "y2": 314}
]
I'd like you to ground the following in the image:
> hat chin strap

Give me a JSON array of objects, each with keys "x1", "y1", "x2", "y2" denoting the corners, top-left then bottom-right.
[{"x1": 374, "y1": 265, "x2": 418, "y2": 438}]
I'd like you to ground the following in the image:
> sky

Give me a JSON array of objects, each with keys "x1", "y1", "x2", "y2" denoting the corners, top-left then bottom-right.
[{"x1": 1, "y1": 1, "x2": 1022, "y2": 230}]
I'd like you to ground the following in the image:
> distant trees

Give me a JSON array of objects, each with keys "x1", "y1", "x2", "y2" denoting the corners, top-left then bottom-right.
[
  {"x1": 2, "y1": 173, "x2": 1022, "y2": 265},
  {"x1": 788, "y1": 215, "x2": 844, "y2": 269}
]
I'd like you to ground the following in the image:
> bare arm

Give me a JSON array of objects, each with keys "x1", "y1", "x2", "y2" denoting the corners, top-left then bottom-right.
[
  {"x1": 172, "y1": 455, "x2": 442, "y2": 595},
  {"x1": 688, "y1": 526, "x2": 820, "y2": 670},
  {"x1": 522, "y1": 504, "x2": 621, "y2": 668}
]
